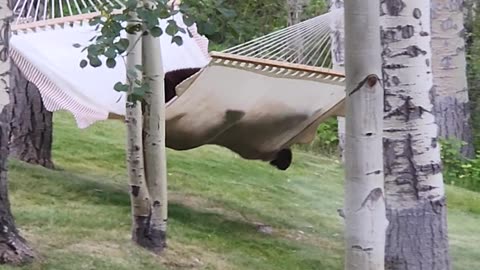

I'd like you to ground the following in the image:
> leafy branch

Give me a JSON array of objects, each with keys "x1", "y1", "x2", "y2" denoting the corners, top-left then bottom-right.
[{"x1": 75, "y1": 0, "x2": 198, "y2": 101}]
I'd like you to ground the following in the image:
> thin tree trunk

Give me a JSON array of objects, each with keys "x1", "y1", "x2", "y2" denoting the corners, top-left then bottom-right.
[
  {"x1": 287, "y1": 0, "x2": 309, "y2": 63},
  {"x1": 287, "y1": 0, "x2": 309, "y2": 25},
  {"x1": 380, "y1": 0, "x2": 451, "y2": 269},
  {"x1": 343, "y1": 0, "x2": 387, "y2": 268},
  {"x1": 141, "y1": 1, "x2": 168, "y2": 251},
  {"x1": 9, "y1": 64, "x2": 54, "y2": 169},
  {"x1": 328, "y1": 0, "x2": 346, "y2": 162},
  {"x1": 125, "y1": 15, "x2": 153, "y2": 251},
  {"x1": 431, "y1": 0, "x2": 474, "y2": 158},
  {"x1": 9, "y1": 0, "x2": 54, "y2": 169},
  {"x1": 0, "y1": 0, "x2": 35, "y2": 264}
]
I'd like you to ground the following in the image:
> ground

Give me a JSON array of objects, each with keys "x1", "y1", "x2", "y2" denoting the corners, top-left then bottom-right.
[{"x1": 0, "y1": 112, "x2": 479, "y2": 270}]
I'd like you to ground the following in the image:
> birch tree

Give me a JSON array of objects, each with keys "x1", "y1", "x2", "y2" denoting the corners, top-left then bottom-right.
[
  {"x1": 80, "y1": 0, "x2": 173, "y2": 253},
  {"x1": 0, "y1": 0, "x2": 35, "y2": 264},
  {"x1": 431, "y1": 0, "x2": 473, "y2": 157},
  {"x1": 343, "y1": 0, "x2": 387, "y2": 268},
  {"x1": 286, "y1": 0, "x2": 310, "y2": 26},
  {"x1": 141, "y1": 0, "x2": 168, "y2": 250},
  {"x1": 380, "y1": 0, "x2": 451, "y2": 269},
  {"x1": 123, "y1": 0, "x2": 168, "y2": 252},
  {"x1": 328, "y1": 0, "x2": 345, "y2": 162}
]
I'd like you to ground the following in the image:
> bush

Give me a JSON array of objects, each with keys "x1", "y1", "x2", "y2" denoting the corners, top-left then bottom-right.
[
  {"x1": 295, "y1": 118, "x2": 339, "y2": 156},
  {"x1": 441, "y1": 138, "x2": 480, "y2": 192}
]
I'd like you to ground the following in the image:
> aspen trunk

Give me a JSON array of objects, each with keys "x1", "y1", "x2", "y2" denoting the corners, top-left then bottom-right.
[
  {"x1": 125, "y1": 16, "x2": 153, "y2": 251},
  {"x1": 0, "y1": 0, "x2": 35, "y2": 264},
  {"x1": 343, "y1": 0, "x2": 387, "y2": 269},
  {"x1": 287, "y1": 0, "x2": 309, "y2": 63},
  {"x1": 287, "y1": 0, "x2": 309, "y2": 26},
  {"x1": 380, "y1": 0, "x2": 451, "y2": 269},
  {"x1": 431, "y1": 0, "x2": 474, "y2": 158},
  {"x1": 141, "y1": 3, "x2": 168, "y2": 251},
  {"x1": 328, "y1": 0, "x2": 345, "y2": 162}
]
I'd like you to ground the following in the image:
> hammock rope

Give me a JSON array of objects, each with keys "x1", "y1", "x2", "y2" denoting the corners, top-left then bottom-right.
[
  {"x1": 12, "y1": 0, "x2": 335, "y2": 71},
  {"x1": 222, "y1": 12, "x2": 333, "y2": 69},
  {"x1": 13, "y1": 0, "x2": 124, "y2": 24}
]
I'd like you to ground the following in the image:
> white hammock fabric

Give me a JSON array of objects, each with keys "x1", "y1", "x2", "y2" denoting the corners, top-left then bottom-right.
[
  {"x1": 10, "y1": 13, "x2": 210, "y2": 127},
  {"x1": 10, "y1": 4, "x2": 346, "y2": 161}
]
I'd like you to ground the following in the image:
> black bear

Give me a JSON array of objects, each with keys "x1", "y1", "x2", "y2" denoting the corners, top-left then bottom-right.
[{"x1": 165, "y1": 68, "x2": 293, "y2": 171}]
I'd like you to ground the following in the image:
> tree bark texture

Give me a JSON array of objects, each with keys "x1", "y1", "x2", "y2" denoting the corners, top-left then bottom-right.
[
  {"x1": 286, "y1": 0, "x2": 310, "y2": 25},
  {"x1": 380, "y1": 0, "x2": 451, "y2": 269},
  {"x1": 9, "y1": 64, "x2": 54, "y2": 168},
  {"x1": 0, "y1": 108, "x2": 35, "y2": 265},
  {"x1": 141, "y1": 10, "x2": 168, "y2": 252},
  {"x1": 9, "y1": 0, "x2": 54, "y2": 168},
  {"x1": 125, "y1": 16, "x2": 155, "y2": 252},
  {"x1": 431, "y1": 0, "x2": 474, "y2": 157},
  {"x1": 343, "y1": 0, "x2": 387, "y2": 269},
  {"x1": 329, "y1": 0, "x2": 346, "y2": 162},
  {"x1": 0, "y1": 0, "x2": 35, "y2": 264}
]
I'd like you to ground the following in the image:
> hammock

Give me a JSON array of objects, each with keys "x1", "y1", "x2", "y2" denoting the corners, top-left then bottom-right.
[{"x1": 10, "y1": 0, "x2": 346, "y2": 162}]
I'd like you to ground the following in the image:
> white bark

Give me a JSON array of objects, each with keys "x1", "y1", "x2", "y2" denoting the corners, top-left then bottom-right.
[
  {"x1": 125, "y1": 14, "x2": 151, "y2": 236},
  {"x1": 343, "y1": 0, "x2": 387, "y2": 269},
  {"x1": 0, "y1": 0, "x2": 10, "y2": 112},
  {"x1": 329, "y1": 0, "x2": 346, "y2": 162},
  {"x1": 287, "y1": 0, "x2": 310, "y2": 25},
  {"x1": 381, "y1": 0, "x2": 450, "y2": 268},
  {"x1": 142, "y1": 4, "x2": 168, "y2": 243},
  {"x1": 431, "y1": 0, "x2": 473, "y2": 157}
]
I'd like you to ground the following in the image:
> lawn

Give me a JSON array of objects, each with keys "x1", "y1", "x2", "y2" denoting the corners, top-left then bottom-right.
[{"x1": 1, "y1": 112, "x2": 479, "y2": 269}]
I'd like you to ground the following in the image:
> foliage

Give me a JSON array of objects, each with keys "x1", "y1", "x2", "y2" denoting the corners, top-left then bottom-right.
[
  {"x1": 441, "y1": 138, "x2": 480, "y2": 192},
  {"x1": 296, "y1": 118, "x2": 339, "y2": 155},
  {"x1": 303, "y1": 0, "x2": 328, "y2": 21},
  {"x1": 76, "y1": 0, "x2": 198, "y2": 102},
  {"x1": 466, "y1": 2, "x2": 480, "y2": 151}
]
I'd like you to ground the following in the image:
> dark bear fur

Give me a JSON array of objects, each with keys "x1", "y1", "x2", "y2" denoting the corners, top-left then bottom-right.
[
  {"x1": 269, "y1": 149, "x2": 293, "y2": 171},
  {"x1": 166, "y1": 68, "x2": 293, "y2": 171},
  {"x1": 164, "y1": 68, "x2": 201, "y2": 103}
]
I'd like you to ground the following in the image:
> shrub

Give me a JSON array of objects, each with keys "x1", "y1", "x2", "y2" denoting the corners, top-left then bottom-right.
[{"x1": 440, "y1": 138, "x2": 480, "y2": 192}]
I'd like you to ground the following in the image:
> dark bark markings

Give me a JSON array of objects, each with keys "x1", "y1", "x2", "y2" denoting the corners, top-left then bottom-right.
[{"x1": 381, "y1": 1, "x2": 451, "y2": 269}]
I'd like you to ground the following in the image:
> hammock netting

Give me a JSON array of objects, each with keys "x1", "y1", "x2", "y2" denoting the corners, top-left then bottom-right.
[{"x1": 10, "y1": 0, "x2": 346, "y2": 163}]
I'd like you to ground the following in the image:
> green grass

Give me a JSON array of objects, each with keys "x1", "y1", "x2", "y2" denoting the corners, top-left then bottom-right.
[{"x1": 1, "y1": 112, "x2": 479, "y2": 269}]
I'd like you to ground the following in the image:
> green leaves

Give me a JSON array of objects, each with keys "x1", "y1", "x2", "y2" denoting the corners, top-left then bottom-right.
[
  {"x1": 150, "y1": 27, "x2": 163, "y2": 37},
  {"x1": 80, "y1": 59, "x2": 88, "y2": 68},
  {"x1": 165, "y1": 19, "x2": 179, "y2": 36},
  {"x1": 106, "y1": 58, "x2": 117, "y2": 68},
  {"x1": 78, "y1": 0, "x2": 222, "y2": 102},
  {"x1": 171, "y1": 36, "x2": 183, "y2": 46},
  {"x1": 115, "y1": 38, "x2": 130, "y2": 54},
  {"x1": 114, "y1": 82, "x2": 129, "y2": 92}
]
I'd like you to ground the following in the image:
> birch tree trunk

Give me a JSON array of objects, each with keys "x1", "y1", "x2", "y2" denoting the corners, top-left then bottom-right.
[
  {"x1": 0, "y1": 0, "x2": 34, "y2": 264},
  {"x1": 328, "y1": 0, "x2": 345, "y2": 162},
  {"x1": 343, "y1": 0, "x2": 387, "y2": 268},
  {"x1": 125, "y1": 16, "x2": 154, "y2": 251},
  {"x1": 431, "y1": 0, "x2": 474, "y2": 157},
  {"x1": 287, "y1": 0, "x2": 309, "y2": 25},
  {"x1": 9, "y1": 0, "x2": 54, "y2": 169},
  {"x1": 380, "y1": 0, "x2": 451, "y2": 269},
  {"x1": 141, "y1": 2, "x2": 168, "y2": 251}
]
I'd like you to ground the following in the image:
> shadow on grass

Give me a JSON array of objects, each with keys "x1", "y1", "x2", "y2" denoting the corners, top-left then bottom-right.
[
  {"x1": 10, "y1": 160, "x2": 340, "y2": 269},
  {"x1": 10, "y1": 160, "x2": 262, "y2": 236}
]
